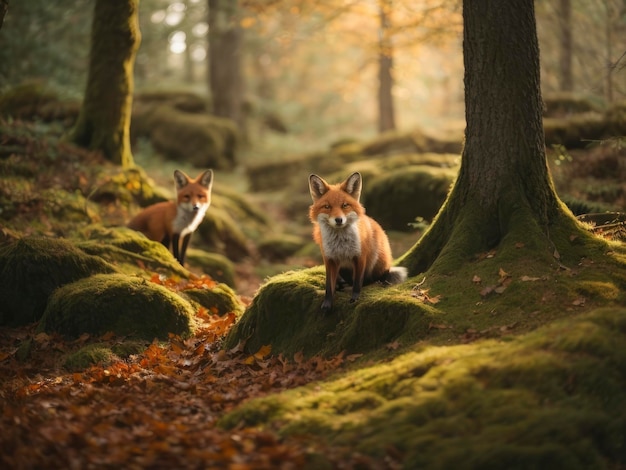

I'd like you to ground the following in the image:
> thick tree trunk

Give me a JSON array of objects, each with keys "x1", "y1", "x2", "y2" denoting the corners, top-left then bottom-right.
[
  {"x1": 208, "y1": 0, "x2": 243, "y2": 130},
  {"x1": 399, "y1": 0, "x2": 577, "y2": 276},
  {"x1": 71, "y1": 0, "x2": 140, "y2": 167}
]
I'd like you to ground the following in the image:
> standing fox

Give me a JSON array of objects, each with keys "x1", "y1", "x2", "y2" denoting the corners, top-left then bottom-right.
[
  {"x1": 128, "y1": 169, "x2": 213, "y2": 265},
  {"x1": 309, "y1": 172, "x2": 407, "y2": 312}
]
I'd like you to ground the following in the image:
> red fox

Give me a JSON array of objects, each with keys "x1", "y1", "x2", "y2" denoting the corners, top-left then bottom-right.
[
  {"x1": 309, "y1": 172, "x2": 407, "y2": 312},
  {"x1": 127, "y1": 169, "x2": 213, "y2": 265}
]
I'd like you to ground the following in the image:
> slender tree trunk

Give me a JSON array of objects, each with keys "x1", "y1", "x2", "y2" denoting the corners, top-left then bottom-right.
[
  {"x1": 71, "y1": 0, "x2": 140, "y2": 167},
  {"x1": 208, "y1": 0, "x2": 243, "y2": 130},
  {"x1": 604, "y1": 1, "x2": 614, "y2": 103},
  {"x1": 378, "y1": 0, "x2": 396, "y2": 133},
  {"x1": 0, "y1": 0, "x2": 8, "y2": 30},
  {"x1": 399, "y1": 0, "x2": 577, "y2": 275},
  {"x1": 558, "y1": 0, "x2": 573, "y2": 91}
]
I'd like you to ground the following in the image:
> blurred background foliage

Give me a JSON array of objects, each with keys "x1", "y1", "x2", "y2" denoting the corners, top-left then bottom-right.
[{"x1": 0, "y1": 0, "x2": 624, "y2": 157}]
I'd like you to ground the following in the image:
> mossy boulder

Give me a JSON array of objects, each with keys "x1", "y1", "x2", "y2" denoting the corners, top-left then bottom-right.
[
  {"x1": 62, "y1": 341, "x2": 147, "y2": 371},
  {"x1": 76, "y1": 225, "x2": 189, "y2": 277},
  {"x1": 542, "y1": 92, "x2": 604, "y2": 118},
  {"x1": 186, "y1": 248, "x2": 237, "y2": 287},
  {"x1": 363, "y1": 166, "x2": 457, "y2": 230},
  {"x1": 223, "y1": 267, "x2": 418, "y2": 358},
  {"x1": 0, "y1": 81, "x2": 80, "y2": 126},
  {"x1": 183, "y1": 283, "x2": 244, "y2": 317},
  {"x1": 257, "y1": 234, "x2": 308, "y2": 262},
  {"x1": 0, "y1": 237, "x2": 117, "y2": 326},
  {"x1": 132, "y1": 103, "x2": 238, "y2": 170},
  {"x1": 40, "y1": 273, "x2": 197, "y2": 340}
]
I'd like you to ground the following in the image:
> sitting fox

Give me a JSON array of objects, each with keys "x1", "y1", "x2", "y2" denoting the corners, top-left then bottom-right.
[
  {"x1": 308, "y1": 172, "x2": 407, "y2": 312},
  {"x1": 127, "y1": 169, "x2": 213, "y2": 265}
]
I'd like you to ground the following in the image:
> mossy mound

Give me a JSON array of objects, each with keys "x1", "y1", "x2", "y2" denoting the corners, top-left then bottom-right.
[
  {"x1": 363, "y1": 166, "x2": 457, "y2": 230},
  {"x1": 542, "y1": 92, "x2": 604, "y2": 118},
  {"x1": 40, "y1": 273, "x2": 197, "y2": 340},
  {"x1": 186, "y1": 248, "x2": 237, "y2": 287},
  {"x1": 76, "y1": 225, "x2": 189, "y2": 277},
  {"x1": 132, "y1": 103, "x2": 238, "y2": 170},
  {"x1": 62, "y1": 341, "x2": 147, "y2": 371},
  {"x1": 89, "y1": 166, "x2": 170, "y2": 208},
  {"x1": 183, "y1": 283, "x2": 244, "y2": 317},
  {"x1": 0, "y1": 237, "x2": 117, "y2": 326},
  {"x1": 257, "y1": 234, "x2": 308, "y2": 262},
  {"x1": 197, "y1": 207, "x2": 253, "y2": 261},
  {"x1": 0, "y1": 81, "x2": 80, "y2": 126},
  {"x1": 246, "y1": 129, "x2": 462, "y2": 192},
  {"x1": 223, "y1": 267, "x2": 424, "y2": 358},
  {"x1": 221, "y1": 307, "x2": 626, "y2": 468}
]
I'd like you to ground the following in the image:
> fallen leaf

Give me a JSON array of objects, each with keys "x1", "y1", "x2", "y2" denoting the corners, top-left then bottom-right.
[
  {"x1": 472, "y1": 275, "x2": 481, "y2": 283},
  {"x1": 520, "y1": 275, "x2": 540, "y2": 282}
]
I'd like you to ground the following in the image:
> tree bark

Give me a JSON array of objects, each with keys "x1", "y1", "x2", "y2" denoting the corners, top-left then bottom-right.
[
  {"x1": 377, "y1": 0, "x2": 396, "y2": 133},
  {"x1": 71, "y1": 0, "x2": 140, "y2": 167},
  {"x1": 208, "y1": 0, "x2": 243, "y2": 130},
  {"x1": 399, "y1": 0, "x2": 578, "y2": 276}
]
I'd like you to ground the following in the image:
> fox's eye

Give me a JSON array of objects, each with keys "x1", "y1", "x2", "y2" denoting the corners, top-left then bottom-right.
[
  {"x1": 341, "y1": 203, "x2": 350, "y2": 209},
  {"x1": 184, "y1": 195, "x2": 190, "y2": 201},
  {"x1": 322, "y1": 204, "x2": 331, "y2": 210}
]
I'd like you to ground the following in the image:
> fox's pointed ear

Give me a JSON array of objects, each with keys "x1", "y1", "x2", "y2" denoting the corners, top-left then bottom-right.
[
  {"x1": 309, "y1": 174, "x2": 329, "y2": 202},
  {"x1": 342, "y1": 172, "x2": 362, "y2": 201},
  {"x1": 174, "y1": 170, "x2": 190, "y2": 189},
  {"x1": 197, "y1": 169, "x2": 213, "y2": 190}
]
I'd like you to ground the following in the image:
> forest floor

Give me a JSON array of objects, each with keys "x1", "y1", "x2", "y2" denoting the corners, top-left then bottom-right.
[{"x1": 0, "y1": 312, "x2": 395, "y2": 469}]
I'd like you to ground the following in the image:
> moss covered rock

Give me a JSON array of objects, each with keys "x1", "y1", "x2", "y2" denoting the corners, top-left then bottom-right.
[
  {"x1": 186, "y1": 248, "x2": 237, "y2": 287},
  {"x1": 0, "y1": 237, "x2": 117, "y2": 326},
  {"x1": 223, "y1": 267, "x2": 418, "y2": 358},
  {"x1": 257, "y1": 234, "x2": 308, "y2": 262},
  {"x1": 183, "y1": 282, "x2": 244, "y2": 317},
  {"x1": 40, "y1": 273, "x2": 197, "y2": 340},
  {"x1": 63, "y1": 341, "x2": 147, "y2": 371},
  {"x1": 133, "y1": 104, "x2": 238, "y2": 170},
  {"x1": 363, "y1": 166, "x2": 457, "y2": 230}
]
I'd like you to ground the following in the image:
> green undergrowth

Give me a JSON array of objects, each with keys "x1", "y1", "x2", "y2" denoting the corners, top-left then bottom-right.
[{"x1": 221, "y1": 306, "x2": 626, "y2": 468}]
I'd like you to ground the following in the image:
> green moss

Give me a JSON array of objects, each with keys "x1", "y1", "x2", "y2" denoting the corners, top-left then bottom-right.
[
  {"x1": 257, "y1": 234, "x2": 307, "y2": 262},
  {"x1": 221, "y1": 307, "x2": 626, "y2": 468},
  {"x1": 363, "y1": 165, "x2": 457, "y2": 230},
  {"x1": 183, "y1": 282, "x2": 244, "y2": 317},
  {"x1": 76, "y1": 225, "x2": 189, "y2": 277},
  {"x1": 63, "y1": 340, "x2": 147, "y2": 371},
  {"x1": 0, "y1": 237, "x2": 117, "y2": 326},
  {"x1": 185, "y1": 249, "x2": 236, "y2": 287},
  {"x1": 39, "y1": 273, "x2": 197, "y2": 340}
]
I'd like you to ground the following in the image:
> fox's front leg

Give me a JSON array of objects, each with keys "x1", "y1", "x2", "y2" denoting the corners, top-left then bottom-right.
[
  {"x1": 350, "y1": 257, "x2": 366, "y2": 303},
  {"x1": 172, "y1": 233, "x2": 182, "y2": 264},
  {"x1": 322, "y1": 258, "x2": 340, "y2": 312}
]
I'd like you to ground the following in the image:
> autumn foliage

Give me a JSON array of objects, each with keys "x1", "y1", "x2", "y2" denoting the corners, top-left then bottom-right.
[{"x1": 0, "y1": 293, "x2": 378, "y2": 469}]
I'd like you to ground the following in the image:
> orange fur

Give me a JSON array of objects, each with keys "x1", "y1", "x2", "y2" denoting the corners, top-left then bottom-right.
[
  {"x1": 309, "y1": 172, "x2": 407, "y2": 312},
  {"x1": 127, "y1": 169, "x2": 213, "y2": 265}
]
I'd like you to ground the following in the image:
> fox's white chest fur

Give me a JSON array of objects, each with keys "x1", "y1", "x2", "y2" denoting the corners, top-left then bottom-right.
[{"x1": 173, "y1": 204, "x2": 208, "y2": 237}]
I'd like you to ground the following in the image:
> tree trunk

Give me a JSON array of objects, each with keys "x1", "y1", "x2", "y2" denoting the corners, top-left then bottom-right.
[
  {"x1": 208, "y1": 0, "x2": 243, "y2": 130},
  {"x1": 378, "y1": 0, "x2": 396, "y2": 133},
  {"x1": 0, "y1": 0, "x2": 8, "y2": 30},
  {"x1": 71, "y1": 0, "x2": 140, "y2": 167},
  {"x1": 558, "y1": 0, "x2": 573, "y2": 91},
  {"x1": 398, "y1": 0, "x2": 579, "y2": 276}
]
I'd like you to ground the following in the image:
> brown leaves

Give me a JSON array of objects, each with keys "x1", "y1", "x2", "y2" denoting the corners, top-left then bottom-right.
[
  {"x1": 0, "y1": 312, "x2": 356, "y2": 469},
  {"x1": 411, "y1": 278, "x2": 442, "y2": 304}
]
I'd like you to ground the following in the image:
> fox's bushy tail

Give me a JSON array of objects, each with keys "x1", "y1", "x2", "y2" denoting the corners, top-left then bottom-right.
[{"x1": 383, "y1": 266, "x2": 408, "y2": 285}]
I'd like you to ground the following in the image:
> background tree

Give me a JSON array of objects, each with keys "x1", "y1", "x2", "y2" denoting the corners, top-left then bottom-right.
[
  {"x1": 558, "y1": 0, "x2": 573, "y2": 91},
  {"x1": 0, "y1": 0, "x2": 8, "y2": 30},
  {"x1": 71, "y1": 0, "x2": 140, "y2": 167},
  {"x1": 377, "y1": 0, "x2": 396, "y2": 132},
  {"x1": 208, "y1": 0, "x2": 243, "y2": 130}
]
